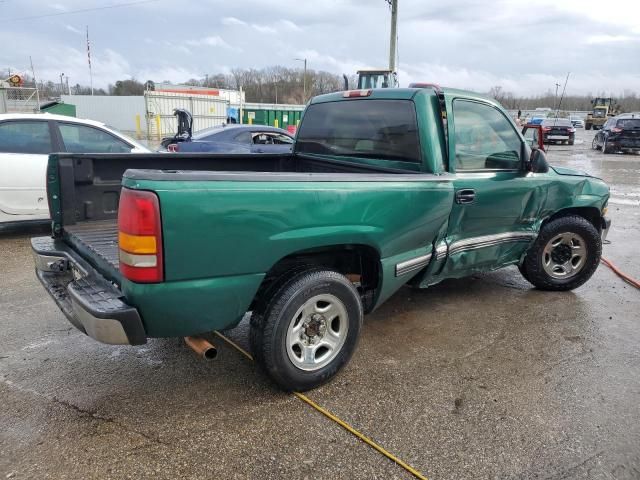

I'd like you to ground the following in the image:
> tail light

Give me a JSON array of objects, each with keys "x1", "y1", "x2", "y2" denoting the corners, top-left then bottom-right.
[
  {"x1": 542, "y1": 126, "x2": 551, "y2": 131},
  {"x1": 118, "y1": 188, "x2": 163, "y2": 283},
  {"x1": 343, "y1": 89, "x2": 372, "y2": 98},
  {"x1": 611, "y1": 127, "x2": 623, "y2": 133},
  {"x1": 568, "y1": 127, "x2": 576, "y2": 133},
  {"x1": 167, "y1": 143, "x2": 179, "y2": 152}
]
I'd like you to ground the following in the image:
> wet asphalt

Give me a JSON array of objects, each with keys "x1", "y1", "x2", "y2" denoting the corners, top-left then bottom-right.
[{"x1": 1, "y1": 128, "x2": 639, "y2": 479}]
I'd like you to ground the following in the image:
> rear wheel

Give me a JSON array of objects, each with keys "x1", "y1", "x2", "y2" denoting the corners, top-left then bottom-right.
[
  {"x1": 520, "y1": 215, "x2": 601, "y2": 291},
  {"x1": 603, "y1": 138, "x2": 613, "y2": 154},
  {"x1": 586, "y1": 124, "x2": 592, "y2": 130},
  {"x1": 250, "y1": 269, "x2": 363, "y2": 391},
  {"x1": 591, "y1": 137, "x2": 599, "y2": 150}
]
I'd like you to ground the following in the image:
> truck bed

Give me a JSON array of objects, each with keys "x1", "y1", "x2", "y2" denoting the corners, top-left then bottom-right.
[
  {"x1": 64, "y1": 219, "x2": 119, "y2": 281},
  {"x1": 50, "y1": 152, "x2": 423, "y2": 283}
]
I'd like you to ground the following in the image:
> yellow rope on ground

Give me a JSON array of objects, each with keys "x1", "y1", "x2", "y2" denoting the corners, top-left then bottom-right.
[{"x1": 213, "y1": 331, "x2": 429, "y2": 480}]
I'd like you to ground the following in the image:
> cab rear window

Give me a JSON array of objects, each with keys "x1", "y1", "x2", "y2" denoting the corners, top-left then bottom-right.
[{"x1": 296, "y1": 99, "x2": 421, "y2": 163}]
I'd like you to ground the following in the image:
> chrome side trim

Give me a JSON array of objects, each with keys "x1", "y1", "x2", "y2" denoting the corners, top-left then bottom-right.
[
  {"x1": 435, "y1": 243, "x2": 448, "y2": 260},
  {"x1": 449, "y1": 232, "x2": 535, "y2": 255},
  {"x1": 395, "y1": 253, "x2": 432, "y2": 277}
]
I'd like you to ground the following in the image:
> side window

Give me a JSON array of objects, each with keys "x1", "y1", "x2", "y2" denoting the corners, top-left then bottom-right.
[
  {"x1": 453, "y1": 100, "x2": 522, "y2": 171},
  {"x1": 253, "y1": 133, "x2": 273, "y2": 145},
  {"x1": 233, "y1": 131, "x2": 252, "y2": 144},
  {"x1": 58, "y1": 123, "x2": 131, "y2": 153},
  {"x1": 270, "y1": 133, "x2": 293, "y2": 144},
  {"x1": 0, "y1": 121, "x2": 52, "y2": 154}
]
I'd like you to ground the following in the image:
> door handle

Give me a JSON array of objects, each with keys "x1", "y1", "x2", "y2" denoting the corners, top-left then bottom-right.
[{"x1": 455, "y1": 188, "x2": 476, "y2": 204}]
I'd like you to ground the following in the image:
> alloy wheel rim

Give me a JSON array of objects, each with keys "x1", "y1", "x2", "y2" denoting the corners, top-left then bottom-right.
[
  {"x1": 542, "y1": 232, "x2": 588, "y2": 279},
  {"x1": 285, "y1": 294, "x2": 349, "y2": 371}
]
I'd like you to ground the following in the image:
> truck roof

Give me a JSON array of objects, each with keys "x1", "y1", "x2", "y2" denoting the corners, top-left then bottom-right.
[{"x1": 309, "y1": 87, "x2": 500, "y2": 107}]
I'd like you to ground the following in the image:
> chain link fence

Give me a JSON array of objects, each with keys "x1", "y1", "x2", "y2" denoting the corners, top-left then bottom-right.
[{"x1": 0, "y1": 86, "x2": 40, "y2": 113}]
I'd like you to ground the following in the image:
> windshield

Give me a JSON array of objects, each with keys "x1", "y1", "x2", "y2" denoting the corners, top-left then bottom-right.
[
  {"x1": 357, "y1": 74, "x2": 390, "y2": 89},
  {"x1": 617, "y1": 119, "x2": 640, "y2": 129},
  {"x1": 296, "y1": 99, "x2": 421, "y2": 163},
  {"x1": 593, "y1": 108, "x2": 607, "y2": 118}
]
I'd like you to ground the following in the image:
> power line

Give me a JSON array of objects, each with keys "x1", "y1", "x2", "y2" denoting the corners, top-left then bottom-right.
[{"x1": 7, "y1": 0, "x2": 160, "y2": 21}]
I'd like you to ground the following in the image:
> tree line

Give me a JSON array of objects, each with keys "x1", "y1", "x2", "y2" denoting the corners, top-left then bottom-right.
[{"x1": 3, "y1": 66, "x2": 640, "y2": 111}]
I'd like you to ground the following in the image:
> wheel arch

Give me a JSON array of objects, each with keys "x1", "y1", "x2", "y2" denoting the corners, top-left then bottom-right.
[
  {"x1": 251, "y1": 243, "x2": 382, "y2": 314},
  {"x1": 541, "y1": 206, "x2": 603, "y2": 233}
]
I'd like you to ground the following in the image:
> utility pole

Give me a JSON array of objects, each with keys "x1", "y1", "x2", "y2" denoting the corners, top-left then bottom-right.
[
  {"x1": 295, "y1": 57, "x2": 307, "y2": 102},
  {"x1": 554, "y1": 82, "x2": 561, "y2": 109},
  {"x1": 60, "y1": 73, "x2": 65, "y2": 96},
  {"x1": 30, "y1": 56, "x2": 41, "y2": 112},
  {"x1": 388, "y1": 0, "x2": 398, "y2": 72}
]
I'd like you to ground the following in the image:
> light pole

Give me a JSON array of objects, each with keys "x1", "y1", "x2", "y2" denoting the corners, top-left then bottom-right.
[{"x1": 295, "y1": 57, "x2": 307, "y2": 102}]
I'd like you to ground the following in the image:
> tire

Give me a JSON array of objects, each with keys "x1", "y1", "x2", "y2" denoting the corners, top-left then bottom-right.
[
  {"x1": 591, "y1": 137, "x2": 599, "y2": 150},
  {"x1": 521, "y1": 215, "x2": 601, "y2": 291},
  {"x1": 586, "y1": 124, "x2": 592, "y2": 130},
  {"x1": 250, "y1": 269, "x2": 363, "y2": 391},
  {"x1": 568, "y1": 139, "x2": 574, "y2": 146},
  {"x1": 602, "y1": 138, "x2": 613, "y2": 154}
]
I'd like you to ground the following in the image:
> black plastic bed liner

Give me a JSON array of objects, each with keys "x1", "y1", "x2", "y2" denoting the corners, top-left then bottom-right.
[{"x1": 64, "y1": 220, "x2": 120, "y2": 282}]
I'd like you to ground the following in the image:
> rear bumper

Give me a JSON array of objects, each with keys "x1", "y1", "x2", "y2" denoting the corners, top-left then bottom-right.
[{"x1": 32, "y1": 236, "x2": 146, "y2": 345}]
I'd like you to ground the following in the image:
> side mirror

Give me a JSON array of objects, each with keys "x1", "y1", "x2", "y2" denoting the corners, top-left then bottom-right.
[{"x1": 527, "y1": 148, "x2": 549, "y2": 174}]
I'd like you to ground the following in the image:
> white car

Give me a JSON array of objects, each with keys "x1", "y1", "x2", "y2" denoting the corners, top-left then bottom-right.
[
  {"x1": 570, "y1": 116, "x2": 585, "y2": 128},
  {"x1": 0, "y1": 113, "x2": 149, "y2": 225}
]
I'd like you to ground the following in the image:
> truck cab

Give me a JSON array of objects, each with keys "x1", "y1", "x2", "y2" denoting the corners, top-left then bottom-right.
[{"x1": 356, "y1": 69, "x2": 398, "y2": 89}]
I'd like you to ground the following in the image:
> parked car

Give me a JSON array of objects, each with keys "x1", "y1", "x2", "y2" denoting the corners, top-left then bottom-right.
[
  {"x1": 528, "y1": 116, "x2": 546, "y2": 125},
  {"x1": 0, "y1": 113, "x2": 149, "y2": 225},
  {"x1": 570, "y1": 116, "x2": 585, "y2": 128},
  {"x1": 162, "y1": 109, "x2": 294, "y2": 153},
  {"x1": 32, "y1": 86, "x2": 610, "y2": 391},
  {"x1": 591, "y1": 113, "x2": 640, "y2": 154},
  {"x1": 541, "y1": 118, "x2": 576, "y2": 145}
]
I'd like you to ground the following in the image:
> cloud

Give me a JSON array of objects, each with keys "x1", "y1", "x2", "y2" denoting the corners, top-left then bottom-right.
[
  {"x1": 587, "y1": 34, "x2": 639, "y2": 44},
  {"x1": 65, "y1": 24, "x2": 83, "y2": 35},
  {"x1": 280, "y1": 19, "x2": 302, "y2": 32},
  {"x1": 251, "y1": 24, "x2": 276, "y2": 34},
  {"x1": 222, "y1": 16, "x2": 246, "y2": 27},
  {"x1": 185, "y1": 35, "x2": 231, "y2": 48}
]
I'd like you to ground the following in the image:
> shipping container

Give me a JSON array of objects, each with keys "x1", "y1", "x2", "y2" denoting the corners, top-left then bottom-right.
[{"x1": 241, "y1": 103, "x2": 305, "y2": 128}]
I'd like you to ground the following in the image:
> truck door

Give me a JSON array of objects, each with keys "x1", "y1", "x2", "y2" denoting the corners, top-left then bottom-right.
[
  {"x1": 440, "y1": 98, "x2": 545, "y2": 279},
  {"x1": 0, "y1": 120, "x2": 55, "y2": 218}
]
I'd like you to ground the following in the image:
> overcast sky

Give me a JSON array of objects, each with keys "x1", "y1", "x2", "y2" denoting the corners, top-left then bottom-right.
[{"x1": 1, "y1": 0, "x2": 639, "y2": 96}]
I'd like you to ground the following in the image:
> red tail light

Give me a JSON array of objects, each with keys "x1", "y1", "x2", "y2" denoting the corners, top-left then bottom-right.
[
  {"x1": 611, "y1": 127, "x2": 623, "y2": 133},
  {"x1": 343, "y1": 89, "x2": 372, "y2": 98},
  {"x1": 542, "y1": 126, "x2": 551, "y2": 131},
  {"x1": 118, "y1": 188, "x2": 163, "y2": 283},
  {"x1": 568, "y1": 127, "x2": 576, "y2": 133},
  {"x1": 167, "y1": 143, "x2": 179, "y2": 152}
]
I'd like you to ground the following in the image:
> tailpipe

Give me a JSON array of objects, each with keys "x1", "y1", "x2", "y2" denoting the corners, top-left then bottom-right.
[{"x1": 184, "y1": 336, "x2": 218, "y2": 360}]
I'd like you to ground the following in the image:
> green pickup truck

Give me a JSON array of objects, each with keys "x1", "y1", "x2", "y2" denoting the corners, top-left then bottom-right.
[{"x1": 33, "y1": 86, "x2": 610, "y2": 391}]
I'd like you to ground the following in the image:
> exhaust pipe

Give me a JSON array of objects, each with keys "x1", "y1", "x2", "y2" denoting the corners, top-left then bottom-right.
[{"x1": 184, "y1": 336, "x2": 218, "y2": 360}]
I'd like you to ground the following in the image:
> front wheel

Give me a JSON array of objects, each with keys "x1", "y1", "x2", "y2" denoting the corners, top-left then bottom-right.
[
  {"x1": 520, "y1": 215, "x2": 601, "y2": 291},
  {"x1": 250, "y1": 269, "x2": 363, "y2": 391},
  {"x1": 591, "y1": 137, "x2": 599, "y2": 150}
]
